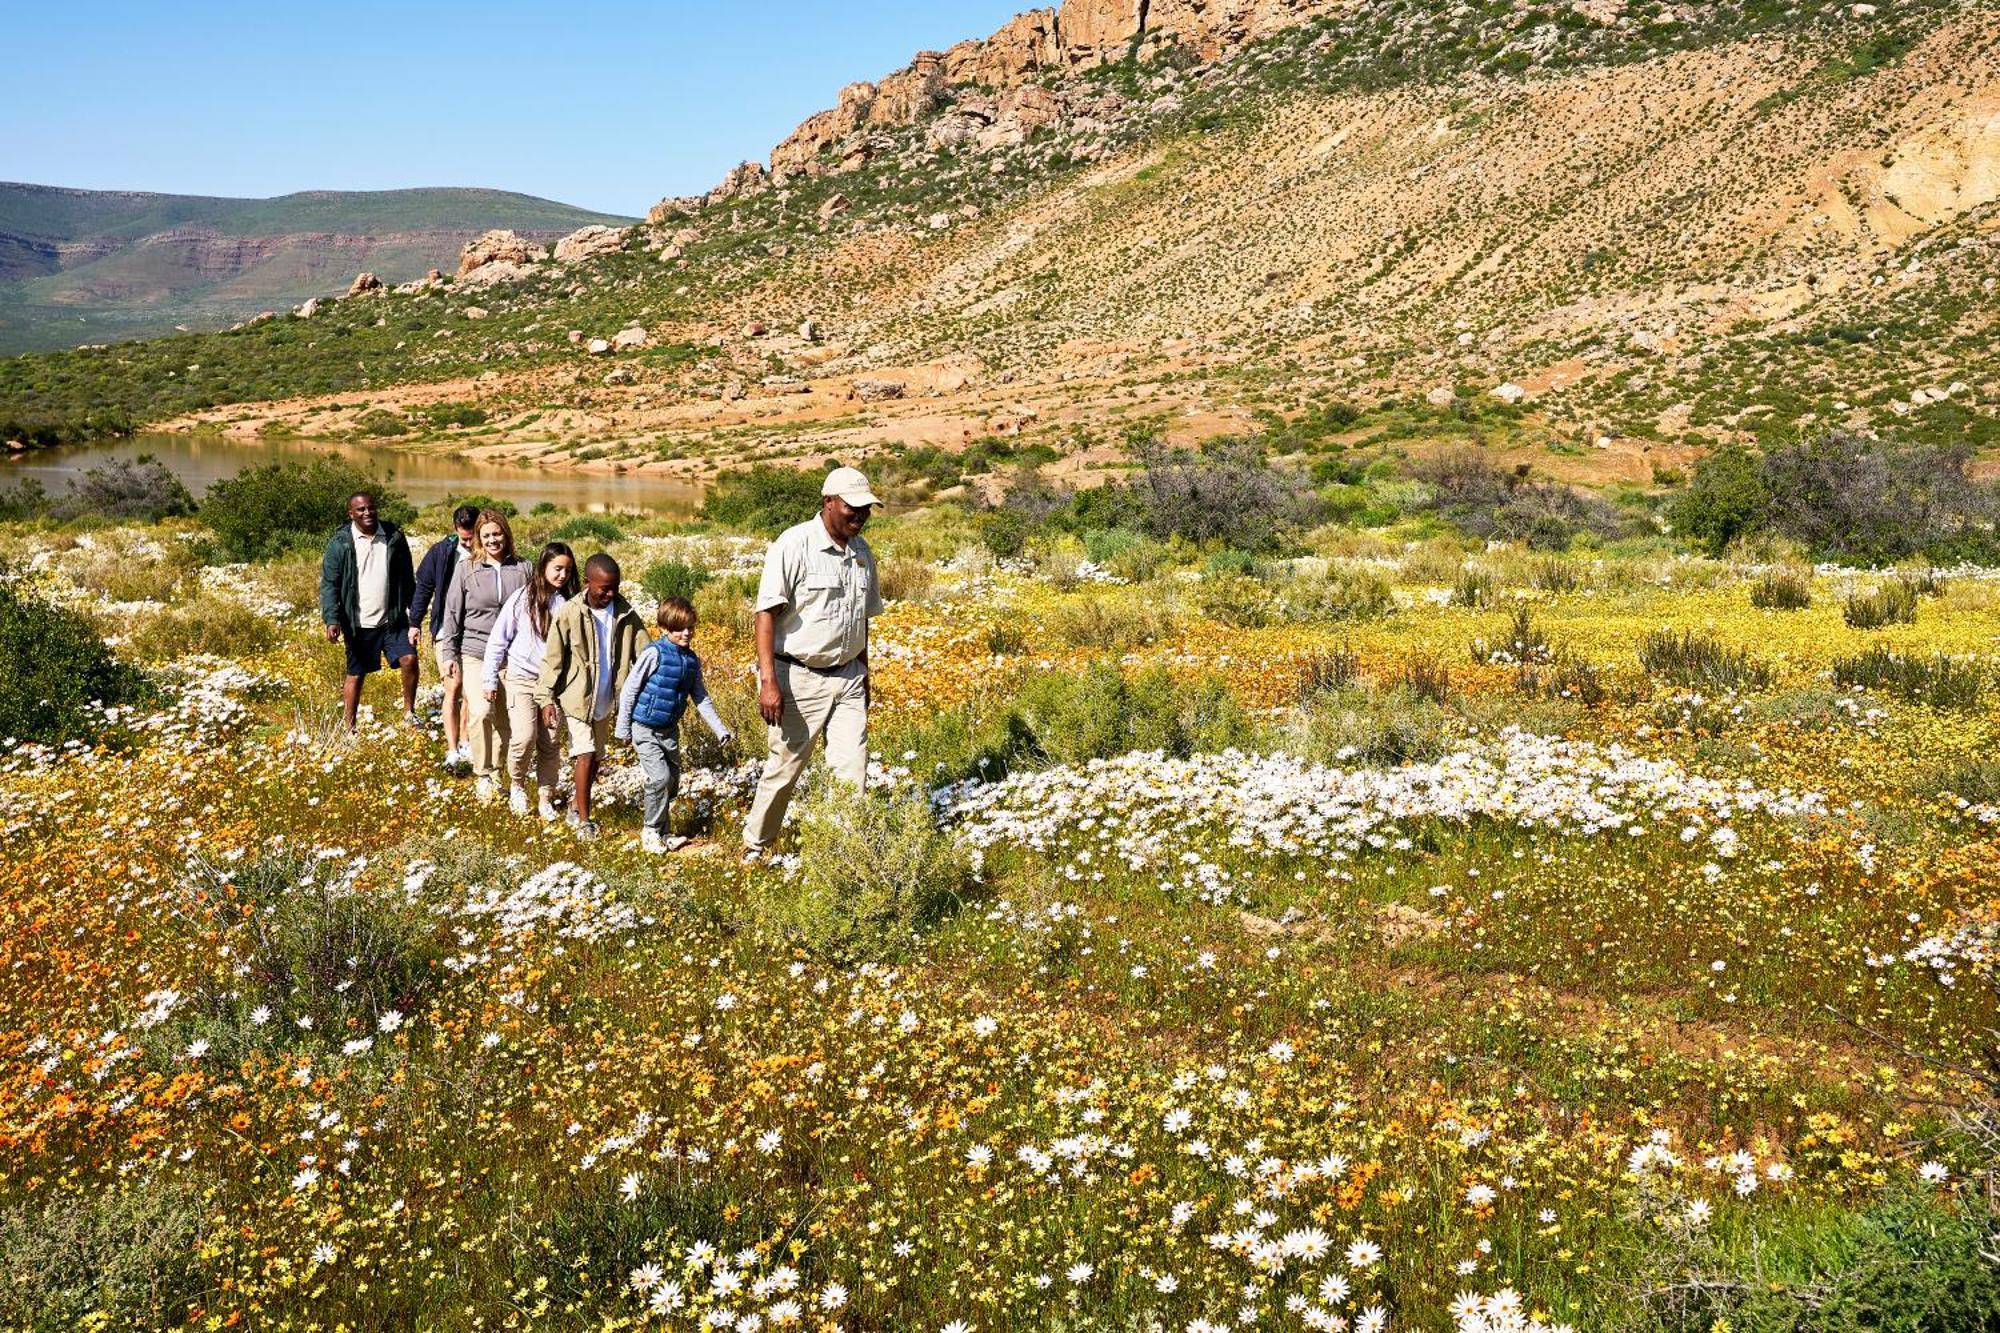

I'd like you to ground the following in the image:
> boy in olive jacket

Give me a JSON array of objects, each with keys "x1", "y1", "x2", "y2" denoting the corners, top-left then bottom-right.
[{"x1": 533, "y1": 553, "x2": 646, "y2": 839}]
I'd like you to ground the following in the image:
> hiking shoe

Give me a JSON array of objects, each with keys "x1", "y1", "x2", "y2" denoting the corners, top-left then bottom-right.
[
  {"x1": 536, "y1": 794, "x2": 560, "y2": 822},
  {"x1": 571, "y1": 818, "x2": 600, "y2": 843},
  {"x1": 508, "y1": 785, "x2": 530, "y2": 816},
  {"x1": 474, "y1": 776, "x2": 498, "y2": 805},
  {"x1": 740, "y1": 845, "x2": 764, "y2": 866},
  {"x1": 403, "y1": 711, "x2": 425, "y2": 731},
  {"x1": 640, "y1": 828, "x2": 667, "y2": 855}
]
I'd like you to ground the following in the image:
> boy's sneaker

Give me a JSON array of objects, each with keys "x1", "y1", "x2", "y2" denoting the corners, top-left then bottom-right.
[
  {"x1": 640, "y1": 828, "x2": 667, "y2": 855},
  {"x1": 403, "y1": 711, "x2": 425, "y2": 731},
  {"x1": 508, "y1": 785, "x2": 530, "y2": 816},
  {"x1": 740, "y1": 845, "x2": 764, "y2": 866},
  {"x1": 474, "y1": 776, "x2": 497, "y2": 805},
  {"x1": 536, "y1": 794, "x2": 560, "y2": 822},
  {"x1": 567, "y1": 810, "x2": 599, "y2": 842}
]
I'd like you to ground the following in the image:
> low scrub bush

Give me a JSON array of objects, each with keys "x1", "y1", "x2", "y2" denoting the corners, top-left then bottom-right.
[
  {"x1": 126, "y1": 594, "x2": 281, "y2": 661},
  {"x1": 1047, "y1": 596, "x2": 1177, "y2": 649},
  {"x1": 354, "y1": 408, "x2": 409, "y2": 437},
  {"x1": 1012, "y1": 662, "x2": 1252, "y2": 765},
  {"x1": 1530, "y1": 556, "x2": 1586, "y2": 593},
  {"x1": 1397, "y1": 654, "x2": 1453, "y2": 704},
  {"x1": 1470, "y1": 605, "x2": 1551, "y2": 665},
  {"x1": 1514, "y1": 649, "x2": 1608, "y2": 707},
  {"x1": 772, "y1": 786, "x2": 970, "y2": 962},
  {"x1": 201, "y1": 458, "x2": 411, "y2": 561},
  {"x1": 1843, "y1": 582, "x2": 1918, "y2": 629},
  {"x1": 700, "y1": 465, "x2": 823, "y2": 536},
  {"x1": 1639, "y1": 629, "x2": 1774, "y2": 692},
  {"x1": 1761, "y1": 432, "x2": 1998, "y2": 564},
  {"x1": 0, "y1": 1178, "x2": 212, "y2": 1329},
  {"x1": 1831, "y1": 646, "x2": 1985, "y2": 710},
  {"x1": 548, "y1": 514, "x2": 623, "y2": 545},
  {"x1": 1299, "y1": 685, "x2": 1456, "y2": 767},
  {"x1": 1934, "y1": 755, "x2": 2000, "y2": 805},
  {"x1": 48, "y1": 456, "x2": 196, "y2": 523},
  {"x1": 877, "y1": 556, "x2": 936, "y2": 603},
  {"x1": 1194, "y1": 570, "x2": 1274, "y2": 627},
  {"x1": 65, "y1": 531, "x2": 197, "y2": 603},
  {"x1": 1667, "y1": 444, "x2": 1766, "y2": 555},
  {"x1": 1128, "y1": 440, "x2": 1325, "y2": 553},
  {"x1": 0, "y1": 571, "x2": 153, "y2": 746},
  {"x1": 639, "y1": 557, "x2": 710, "y2": 604},
  {"x1": 1294, "y1": 645, "x2": 1360, "y2": 701},
  {"x1": 1750, "y1": 570, "x2": 1812, "y2": 610},
  {"x1": 692, "y1": 572, "x2": 754, "y2": 639},
  {"x1": 1413, "y1": 451, "x2": 1639, "y2": 549},
  {"x1": 1451, "y1": 567, "x2": 1493, "y2": 608},
  {"x1": 1275, "y1": 567, "x2": 1391, "y2": 622}
]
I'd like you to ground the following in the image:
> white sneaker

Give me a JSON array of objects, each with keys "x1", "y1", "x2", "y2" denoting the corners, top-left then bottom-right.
[
  {"x1": 474, "y1": 776, "x2": 497, "y2": 805},
  {"x1": 508, "y1": 785, "x2": 529, "y2": 816},
  {"x1": 536, "y1": 794, "x2": 559, "y2": 822},
  {"x1": 568, "y1": 811, "x2": 600, "y2": 842},
  {"x1": 640, "y1": 828, "x2": 667, "y2": 855}
]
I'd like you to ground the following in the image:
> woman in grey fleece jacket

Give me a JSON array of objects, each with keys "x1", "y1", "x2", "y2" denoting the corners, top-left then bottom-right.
[{"x1": 438, "y1": 511, "x2": 531, "y2": 801}]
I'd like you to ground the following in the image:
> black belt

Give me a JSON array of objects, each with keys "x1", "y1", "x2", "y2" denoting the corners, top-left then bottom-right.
[{"x1": 776, "y1": 653, "x2": 856, "y2": 675}]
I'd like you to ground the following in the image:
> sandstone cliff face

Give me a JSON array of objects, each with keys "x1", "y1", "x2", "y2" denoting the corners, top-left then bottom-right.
[{"x1": 755, "y1": 0, "x2": 1348, "y2": 186}]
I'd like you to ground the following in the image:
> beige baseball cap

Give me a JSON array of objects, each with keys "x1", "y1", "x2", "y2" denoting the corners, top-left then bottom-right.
[{"x1": 821, "y1": 465, "x2": 880, "y2": 507}]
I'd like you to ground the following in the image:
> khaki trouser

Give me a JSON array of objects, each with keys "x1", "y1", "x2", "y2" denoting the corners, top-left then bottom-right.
[
  {"x1": 742, "y1": 658, "x2": 867, "y2": 850},
  {"x1": 504, "y1": 673, "x2": 562, "y2": 793},
  {"x1": 463, "y1": 656, "x2": 510, "y2": 784}
]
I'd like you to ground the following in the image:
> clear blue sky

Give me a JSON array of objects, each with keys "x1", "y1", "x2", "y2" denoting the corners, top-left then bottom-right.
[{"x1": 6, "y1": 1, "x2": 1028, "y2": 216}]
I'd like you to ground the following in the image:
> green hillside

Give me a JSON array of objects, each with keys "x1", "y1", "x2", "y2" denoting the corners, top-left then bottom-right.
[{"x1": 0, "y1": 184, "x2": 636, "y2": 355}]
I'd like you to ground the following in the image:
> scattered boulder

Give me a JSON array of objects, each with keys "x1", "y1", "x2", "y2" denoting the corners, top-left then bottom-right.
[
  {"x1": 799, "y1": 318, "x2": 821, "y2": 343},
  {"x1": 567, "y1": 329, "x2": 584, "y2": 343},
  {"x1": 294, "y1": 297, "x2": 321, "y2": 319},
  {"x1": 456, "y1": 260, "x2": 532, "y2": 290},
  {"x1": 817, "y1": 193, "x2": 850, "y2": 221},
  {"x1": 927, "y1": 212, "x2": 953, "y2": 230},
  {"x1": 458, "y1": 229, "x2": 541, "y2": 276},
  {"x1": 1425, "y1": 385, "x2": 1456, "y2": 407},
  {"x1": 723, "y1": 379, "x2": 747, "y2": 401},
  {"x1": 1490, "y1": 382, "x2": 1526, "y2": 404},
  {"x1": 463, "y1": 306, "x2": 490, "y2": 321},
  {"x1": 742, "y1": 320, "x2": 768, "y2": 338},
  {"x1": 851, "y1": 378, "x2": 906, "y2": 402},
  {"x1": 646, "y1": 195, "x2": 703, "y2": 225},
  {"x1": 554, "y1": 224, "x2": 625, "y2": 265},
  {"x1": 602, "y1": 367, "x2": 637, "y2": 386},
  {"x1": 612, "y1": 325, "x2": 648, "y2": 350},
  {"x1": 346, "y1": 271, "x2": 383, "y2": 297},
  {"x1": 587, "y1": 338, "x2": 612, "y2": 355}
]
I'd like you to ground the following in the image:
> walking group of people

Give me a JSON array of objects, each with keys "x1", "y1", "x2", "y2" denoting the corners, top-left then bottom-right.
[{"x1": 317, "y1": 466, "x2": 884, "y2": 859}]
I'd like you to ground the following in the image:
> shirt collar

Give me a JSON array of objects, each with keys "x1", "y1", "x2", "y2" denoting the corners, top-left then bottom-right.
[{"x1": 351, "y1": 523, "x2": 383, "y2": 544}]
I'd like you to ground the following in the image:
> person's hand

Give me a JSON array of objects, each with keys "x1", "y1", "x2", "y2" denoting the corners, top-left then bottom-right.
[
  {"x1": 540, "y1": 704, "x2": 559, "y2": 731},
  {"x1": 483, "y1": 687, "x2": 497, "y2": 703},
  {"x1": 444, "y1": 659, "x2": 459, "y2": 680},
  {"x1": 758, "y1": 677, "x2": 783, "y2": 725},
  {"x1": 323, "y1": 623, "x2": 342, "y2": 643}
]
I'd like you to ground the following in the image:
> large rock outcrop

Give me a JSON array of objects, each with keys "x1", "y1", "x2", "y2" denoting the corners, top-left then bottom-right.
[
  {"x1": 746, "y1": 0, "x2": 1347, "y2": 187},
  {"x1": 457, "y1": 229, "x2": 544, "y2": 277}
]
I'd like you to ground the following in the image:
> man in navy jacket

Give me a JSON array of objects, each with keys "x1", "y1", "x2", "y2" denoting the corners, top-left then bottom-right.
[{"x1": 410, "y1": 503, "x2": 480, "y2": 766}]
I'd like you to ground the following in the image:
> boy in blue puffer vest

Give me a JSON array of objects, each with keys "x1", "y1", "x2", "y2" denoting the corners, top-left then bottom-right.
[{"x1": 615, "y1": 597, "x2": 735, "y2": 853}]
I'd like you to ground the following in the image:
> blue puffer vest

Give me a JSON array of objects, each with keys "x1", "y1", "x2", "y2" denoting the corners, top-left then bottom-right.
[{"x1": 630, "y1": 642, "x2": 701, "y2": 731}]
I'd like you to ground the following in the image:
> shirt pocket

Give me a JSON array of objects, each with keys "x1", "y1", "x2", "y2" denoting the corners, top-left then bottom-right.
[{"x1": 801, "y1": 570, "x2": 845, "y2": 620}]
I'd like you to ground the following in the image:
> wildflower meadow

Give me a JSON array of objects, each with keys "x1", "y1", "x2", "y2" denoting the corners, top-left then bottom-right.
[{"x1": 1, "y1": 507, "x2": 1996, "y2": 1333}]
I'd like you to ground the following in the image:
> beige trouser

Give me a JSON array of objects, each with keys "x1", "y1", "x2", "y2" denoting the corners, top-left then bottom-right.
[
  {"x1": 504, "y1": 673, "x2": 562, "y2": 793},
  {"x1": 743, "y1": 658, "x2": 868, "y2": 850},
  {"x1": 463, "y1": 656, "x2": 511, "y2": 784}
]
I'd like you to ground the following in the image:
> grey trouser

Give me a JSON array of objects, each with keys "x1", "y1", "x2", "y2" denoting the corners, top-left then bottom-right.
[
  {"x1": 632, "y1": 722, "x2": 681, "y2": 836},
  {"x1": 742, "y1": 657, "x2": 867, "y2": 850}
]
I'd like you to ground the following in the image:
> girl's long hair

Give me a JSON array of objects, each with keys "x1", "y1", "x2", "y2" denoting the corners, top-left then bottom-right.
[{"x1": 528, "y1": 541, "x2": 579, "y2": 637}]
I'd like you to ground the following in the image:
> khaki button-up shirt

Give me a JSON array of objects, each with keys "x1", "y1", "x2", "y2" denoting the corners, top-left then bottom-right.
[{"x1": 755, "y1": 516, "x2": 884, "y2": 669}]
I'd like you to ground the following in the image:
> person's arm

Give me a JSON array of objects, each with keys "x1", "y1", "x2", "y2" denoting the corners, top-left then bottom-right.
[
  {"x1": 615, "y1": 644, "x2": 656, "y2": 741},
  {"x1": 409, "y1": 542, "x2": 438, "y2": 633},
  {"x1": 752, "y1": 539, "x2": 791, "y2": 724},
  {"x1": 438, "y1": 569, "x2": 469, "y2": 674},
  {"x1": 319, "y1": 533, "x2": 343, "y2": 641},
  {"x1": 534, "y1": 609, "x2": 567, "y2": 717},
  {"x1": 484, "y1": 592, "x2": 519, "y2": 693},
  {"x1": 687, "y1": 658, "x2": 732, "y2": 741},
  {"x1": 391, "y1": 534, "x2": 417, "y2": 633}
]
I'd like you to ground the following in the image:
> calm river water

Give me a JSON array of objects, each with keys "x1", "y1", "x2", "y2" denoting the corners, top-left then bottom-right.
[{"x1": 5, "y1": 433, "x2": 704, "y2": 514}]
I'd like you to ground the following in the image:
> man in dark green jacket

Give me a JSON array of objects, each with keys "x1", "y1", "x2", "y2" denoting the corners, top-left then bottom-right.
[{"x1": 319, "y1": 491, "x2": 420, "y2": 731}]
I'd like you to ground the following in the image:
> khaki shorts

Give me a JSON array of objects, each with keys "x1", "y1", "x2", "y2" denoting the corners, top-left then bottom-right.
[{"x1": 564, "y1": 712, "x2": 614, "y2": 756}]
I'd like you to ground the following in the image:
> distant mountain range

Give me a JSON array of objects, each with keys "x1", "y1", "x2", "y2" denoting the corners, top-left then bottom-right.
[{"x1": 0, "y1": 184, "x2": 634, "y2": 353}]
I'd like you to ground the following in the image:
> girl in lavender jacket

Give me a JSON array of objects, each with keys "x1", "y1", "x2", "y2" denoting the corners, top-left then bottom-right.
[{"x1": 485, "y1": 542, "x2": 578, "y2": 819}]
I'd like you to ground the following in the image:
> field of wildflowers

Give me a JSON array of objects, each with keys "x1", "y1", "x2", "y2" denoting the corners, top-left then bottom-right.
[{"x1": 0, "y1": 512, "x2": 1996, "y2": 1332}]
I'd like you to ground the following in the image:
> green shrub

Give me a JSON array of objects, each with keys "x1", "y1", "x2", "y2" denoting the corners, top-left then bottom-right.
[
  {"x1": 1639, "y1": 629, "x2": 1774, "y2": 692},
  {"x1": 1750, "y1": 570, "x2": 1812, "y2": 610},
  {"x1": 1195, "y1": 570, "x2": 1274, "y2": 627},
  {"x1": 443, "y1": 492, "x2": 517, "y2": 517},
  {"x1": 355, "y1": 408, "x2": 409, "y2": 437},
  {"x1": 700, "y1": 464, "x2": 823, "y2": 536},
  {"x1": 1398, "y1": 653, "x2": 1454, "y2": 704},
  {"x1": 200, "y1": 458, "x2": 411, "y2": 561},
  {"x1": 1275, "y1": 567, "x2": 1392, "y2": 622},
  {"x1": 1300, "y1": 685, "x2": 1456, "y2": 767},
  {"x1": 50, "y1": 456, "x2": 196, "y2": 523},
  {"x1": 980, "y1": 508, "x2": 1031, "y2": 559},
  {"x1": 1450, "y1": 567, "x2": 1492, "y2": 608},
  {"x1": 1294, "y1": 645, "x2": 1360, "y2": 701},
  {"x1": 548, "y1": 514, "x2": 624, "y2": 545},
  {"x1": 1667, "y1": 445, "x2": 1767, "y2": 556},
  {"x1": 1514, "y1": 649, "x2": 1608, "y2": 707},
  {"x1": 0, "y1": 1178, "x2": 212, "y2": 1330},
  {"x1": 422, "y1": 402, "x2": 489, "y2": 429},
  {"x1": 0, "y1": 572, "x2": 154, "y2": 746},
  {"x1": 1530, "y1": 556, "x2": 1586, "y2": 593},
  {"x1": 640, "y1": 557, "x2": 711, "y2": 603},
  {"x1": 1831, "y1": 646, "x2": 1984, "y2": 710},
  {"x1": 127, "y1": 594, "x2": 281, "y2": 661},
  {"x1": 1843, "y1": 582, "x2": 1919, "y2": 629},
  {"x1": 772, "y1": 786, "x2": 971, "y2": 962},
  {"x1": 1047, "y1": 596, "x2": 1176, "y2": 649},
  {"x1": 1012, "y1": 662, "x2": 1252, "y2": 765}
]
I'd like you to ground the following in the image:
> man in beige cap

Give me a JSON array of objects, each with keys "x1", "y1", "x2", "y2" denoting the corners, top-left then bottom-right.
[{"x1": 741, "y1": 465, "x2": 886, "y2": 859}]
